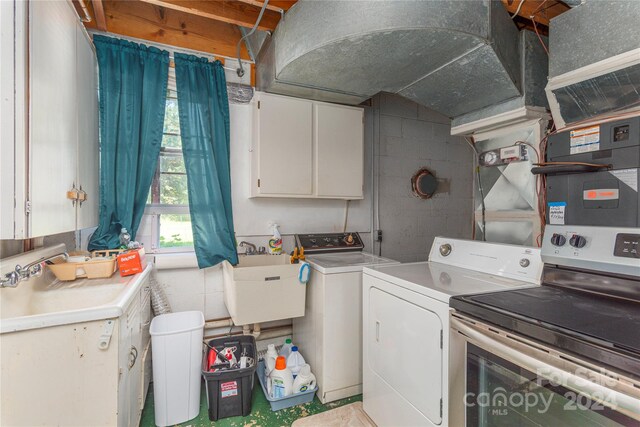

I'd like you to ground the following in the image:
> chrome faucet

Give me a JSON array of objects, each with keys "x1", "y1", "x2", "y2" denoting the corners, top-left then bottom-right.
[
  {"x1": 0, "y1": 251, "x2": 68, "y2": 288},
  {"x1": 238, "y1": 241, "x2": 257, "y2": 255}
]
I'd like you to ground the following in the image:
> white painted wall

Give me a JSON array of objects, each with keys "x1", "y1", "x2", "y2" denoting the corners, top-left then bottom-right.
[
  {"x1": 137, "y1": 102, "x2": 374, "y2": 253},
  {"x1": 231, "y1": 102, "x2": 372, "y2": 237},
  {"x1": 137, "y1": 100, "x2": 375, "y2": 324}
]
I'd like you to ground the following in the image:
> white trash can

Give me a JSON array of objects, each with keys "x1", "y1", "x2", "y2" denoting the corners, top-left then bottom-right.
[{"x1": 150, "y1": 311, "x2": 205, "y2": 426}]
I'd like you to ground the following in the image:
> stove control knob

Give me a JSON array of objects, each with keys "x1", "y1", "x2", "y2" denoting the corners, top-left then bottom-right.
[
  {"x1": 439, "y1": 243, "x2": 452, "y2": 257},
  {"x1": 550, "y1": 233, "x2": 566, "y2": 247},
  {"x1": 570, "y1": 234, "x2": 587, "y2": 248},
  {"x1": 519, "y1": 258, "x2": 530, "y2": 268}
]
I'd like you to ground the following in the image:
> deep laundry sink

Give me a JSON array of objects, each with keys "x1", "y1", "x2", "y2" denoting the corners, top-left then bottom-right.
[
  {"x1": 222, "y1": 254, "x2": 307, "y2": 326},
  {"x1": 0, "y1": 244, "x2": 151, "y2": 334}
]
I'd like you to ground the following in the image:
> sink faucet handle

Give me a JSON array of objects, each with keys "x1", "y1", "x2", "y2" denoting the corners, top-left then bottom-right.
[
  {"x1": 239, "y1": 241, "x2": 257, "y2": 255},
  {"x1": 1, "y1": 270, "x2": 20, "y2": 287}
]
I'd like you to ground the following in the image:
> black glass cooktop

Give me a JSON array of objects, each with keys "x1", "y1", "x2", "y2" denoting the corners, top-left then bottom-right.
[{"x1": 451, "y1": 285, "x2": 640, "y2": 378}]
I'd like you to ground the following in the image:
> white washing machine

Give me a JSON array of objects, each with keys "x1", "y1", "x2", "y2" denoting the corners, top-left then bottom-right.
[
  {"x1": 293, "y1": 232, "x2": 398, "y2": 403},
  {"x1": 362, "y1": 237, "x2": 543, "y2": 427}
]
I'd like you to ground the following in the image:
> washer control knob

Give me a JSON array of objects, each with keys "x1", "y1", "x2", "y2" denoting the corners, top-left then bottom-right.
[
  {"x1": 570, "y1": 234, "x2": 587, "y2": 248},
  {"x1": 519, "y1": 258, "x2": 530, "y2": 268},
  {"x1": 439, "y1": 243, "x2": 452, "y2": 257},
  {"x1": 550, "y1": 233, "x2": 566, "y2": 247}
]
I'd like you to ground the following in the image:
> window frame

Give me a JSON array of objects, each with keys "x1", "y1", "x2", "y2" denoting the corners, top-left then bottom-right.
[{"x1": 144, "y1": 85, "x2": 194, "y2": 253}]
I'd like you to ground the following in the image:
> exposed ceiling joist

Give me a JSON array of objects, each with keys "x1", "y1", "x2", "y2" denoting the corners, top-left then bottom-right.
[
  {"x1": 83, "y1": 0, "x2": 251, "y2": 60},
  {"x1": 501, "y1": 0, "x2": 570, "y2": 27},
  {"x1": 236, "y1": 0, "x2": 296, "y2": 13},
  {"x1": 90, "y1": 0, "x2": 107, "y2": 31},
  {"x1": 137, "y1": 0, "x2": 281, "y2": 31}
]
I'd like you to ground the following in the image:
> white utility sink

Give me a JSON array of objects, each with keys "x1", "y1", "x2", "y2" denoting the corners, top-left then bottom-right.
[
  {"x1": 222, "y1": 254, "x2": 307, "y2": 326},
  {"x1": 0, "y1": 244, "x2": 151, "y2": 334}
]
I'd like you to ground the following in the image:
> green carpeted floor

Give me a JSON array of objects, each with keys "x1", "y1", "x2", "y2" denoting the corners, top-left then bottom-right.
[{"x1": 139, "y1": 378, "x2": 362, "y2": 427}]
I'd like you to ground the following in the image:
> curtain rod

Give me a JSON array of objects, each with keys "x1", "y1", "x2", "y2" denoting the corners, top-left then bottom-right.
[{"x1": 86, "y1": 29, "x2": 251, "y2": 73}]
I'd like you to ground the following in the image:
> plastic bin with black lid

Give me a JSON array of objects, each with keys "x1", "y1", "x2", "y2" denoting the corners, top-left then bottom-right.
[{"x1": 202, "y1": 335, "x2": 257, "y2": 421}]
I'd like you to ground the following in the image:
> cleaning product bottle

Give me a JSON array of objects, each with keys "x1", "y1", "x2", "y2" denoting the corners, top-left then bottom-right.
[
  {"x1": 286, "y1": 346, "x2": 306, "y2": 377},
  {"x1": 268, "y1": 224, "x2": 283, "y2": 255},
  {"x1": 292, "y1": 364, "x2": 316, "y2": 394},
  {"x1": 279, "y1": 338, "x2": 293, "y2": 358},
  {"x1": 119, "y1": 228, "x2": 131, "y2": 248},
  {"x1": 268, "y1": 356, "x2": 294, "y2": 398},
  {"x1": 265, "y1": 344, "x2": 278, "y2": 376}
]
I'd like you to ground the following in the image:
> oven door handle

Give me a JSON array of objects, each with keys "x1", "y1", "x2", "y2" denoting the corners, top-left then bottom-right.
[{"x1": 451, "y1": 317, "x2": 640, "y2": 422}]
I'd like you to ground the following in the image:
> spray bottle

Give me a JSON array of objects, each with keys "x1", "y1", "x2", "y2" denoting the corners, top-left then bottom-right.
[{"x1": 268, "y1": 223, "x2": 283, "y2": 255}]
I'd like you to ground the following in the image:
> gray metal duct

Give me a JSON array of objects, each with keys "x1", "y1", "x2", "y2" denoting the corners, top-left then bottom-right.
[
  {"x1": 256, "y1": 0, "x2": 526, "y2": 118},
  {"x1": 549, "y1": 1, "x2": 640, "y2": 79},
  {"x1": 452, "y1": 29, "x2": 549, "y2": 130},
  {"x1": 546, "y1": 0, "x2": 640, "y2": 128}
]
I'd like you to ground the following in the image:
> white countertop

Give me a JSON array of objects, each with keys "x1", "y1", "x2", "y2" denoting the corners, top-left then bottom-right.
[{"x1": 1, "y1": 264, "x2": 152, "y2": 334}]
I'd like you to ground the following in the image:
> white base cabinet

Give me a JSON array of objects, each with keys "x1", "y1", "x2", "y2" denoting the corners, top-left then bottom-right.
[
  {"x1": 293, "y1": 269, "x2": 365, "y2": 403},
  {"x1": 0, "y1": 275, "x2": 151, "y2": 427},
  {"x1": 0, "y1": 0, "x2": 99, "y2": 239},
  {"x1": 250, "y1": 92, "x2": 364, "y2": 200}
]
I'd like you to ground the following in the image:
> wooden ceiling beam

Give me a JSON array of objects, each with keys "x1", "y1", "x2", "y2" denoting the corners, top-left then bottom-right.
[
  {"x1": 137, "y1": 0, "x2": 281, "y2": 31},
  {"x1": 91, "y1": 0, "x2": 107, "y2": 31},
  {"x1": 501, "y1": 0, "x2": 570, "y2": 27},
  {"x1": 236, "y1": 0, "x2": 295, "y2": 13},
  {"x1": 84, "y1": 0, "x2": 251, "y2": 60}
]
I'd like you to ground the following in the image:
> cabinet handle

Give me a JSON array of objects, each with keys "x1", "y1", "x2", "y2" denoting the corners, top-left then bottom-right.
[
  {"x1": 77, "y1": 186, "x2": 87, "y2": 206},
  {"x1": 375, "y1": 321, "x2": 380, "y2": 342},
  {"x1": 128, "y1": 346, "x2": 138, "y2": 369},
  {"x1": 67, "y1": 183, "x2": 79, "y2": 207}
]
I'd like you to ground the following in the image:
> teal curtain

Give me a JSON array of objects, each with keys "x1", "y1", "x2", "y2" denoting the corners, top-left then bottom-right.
[
  {"x1": 174, "y1": 53, "x2": 238, "y2": 268},
  {"x1": 88, "y1": 36, "x2": 169, "y2": 251}
]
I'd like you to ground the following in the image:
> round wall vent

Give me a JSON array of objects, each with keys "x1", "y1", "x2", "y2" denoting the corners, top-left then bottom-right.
[{"x1": 411, "y1": 168, "x2": 438, "y2": 199}]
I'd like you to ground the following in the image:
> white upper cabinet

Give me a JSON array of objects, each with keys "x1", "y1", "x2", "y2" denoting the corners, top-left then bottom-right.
[
  {"x1": 75, "y1": 24, "x2": 100, "y2": 230},
  {"x1": 252, "y1": 92, "x2": 314, "y2": 196},
  {"x1": 250, "y1": 92, "x2": 364, "y2": 200},
  {"x1": 315, "y1": 103, "x2": 364, "y2": 198},
  {"x1": 0, "y1": 0, "x2": 99, "y2": 239},
  {"x1": 29, "y1": 0, "x2": 78, "y2": 237}
]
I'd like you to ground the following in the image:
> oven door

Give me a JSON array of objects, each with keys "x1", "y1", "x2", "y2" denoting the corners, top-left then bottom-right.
[{"x1": 449, "y1": 314, "x2": 640, "y2": 427}]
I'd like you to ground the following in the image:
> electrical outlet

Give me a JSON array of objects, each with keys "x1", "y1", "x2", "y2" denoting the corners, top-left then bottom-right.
[{"x1": 376, "y1": 230, "x2": 383, "y2": 242}]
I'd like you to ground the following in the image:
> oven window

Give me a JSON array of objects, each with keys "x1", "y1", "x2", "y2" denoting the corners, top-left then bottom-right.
[{"x1": 466, "y1": 344, "x2": 637, "y2": 426}]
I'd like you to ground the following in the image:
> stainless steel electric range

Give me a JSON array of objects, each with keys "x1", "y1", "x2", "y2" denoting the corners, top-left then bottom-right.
[{"x1": 449, "y1": 225, "x2": 640, "y2": 426}]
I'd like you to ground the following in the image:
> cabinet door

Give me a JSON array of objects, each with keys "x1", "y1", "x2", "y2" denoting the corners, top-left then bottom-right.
[
  {"x1": 29, "y1": 0, "x2": 78, "y2": 237},
  {"x1": 76, "y1": 25, "x2": 99, "y2": 229},
  {"x1": 255, "y1": 93, "x2": 313, "y2": 195},
  {"x1": 117, "y1": 319, "x2": 131, "y2": 427},
  {"x1": 315, "y1": 103, "x2": 364, "y2": 198},
  {"x1": 0, "y1": 0, "x2": 19, "y2": 238},
  {"x1": 128, "y1": 306, "x2": 143, "y2": 427}
]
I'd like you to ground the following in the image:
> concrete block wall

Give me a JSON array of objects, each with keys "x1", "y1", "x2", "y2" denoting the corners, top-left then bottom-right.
[{"x1": 374, "y1": 93, "x2": 474, "y2": 262}]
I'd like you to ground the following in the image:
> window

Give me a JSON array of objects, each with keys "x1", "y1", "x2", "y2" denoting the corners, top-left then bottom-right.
[{"x1": 146, "y1": 88, "x2": 194, "y2": 250}]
